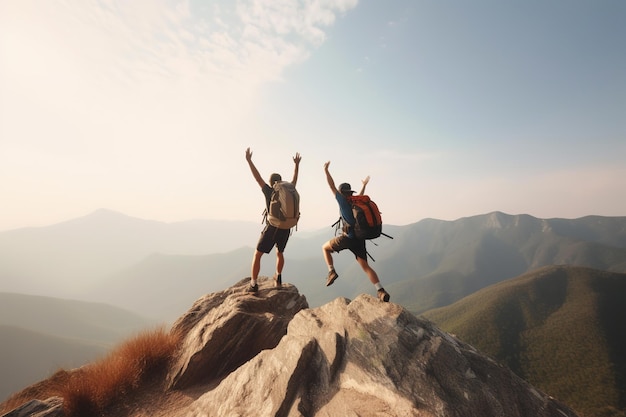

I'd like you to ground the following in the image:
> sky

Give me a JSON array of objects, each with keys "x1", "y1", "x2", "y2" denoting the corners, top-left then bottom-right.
[{"x1": 1, "y1": 0, "x2": 625, "y2": 232}]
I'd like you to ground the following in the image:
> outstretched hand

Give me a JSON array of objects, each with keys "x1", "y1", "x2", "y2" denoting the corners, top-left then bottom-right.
[
  {"x1": 293, "y1": 152, "x2": 301, "y2": 164},
  {"x1": 323, "y1": 161, "x2": 336, "y2": 192},
  {"x1": 245, "y1": 147, "x2": 253, "y2": 162},
  {"x1": 362, "y1": 175, "x2": 370, "y2": 186}
]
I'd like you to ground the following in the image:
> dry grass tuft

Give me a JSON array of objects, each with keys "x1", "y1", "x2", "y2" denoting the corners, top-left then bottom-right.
[{"x1": 0, "y1": 326, "x2": 181, "y2": 417}]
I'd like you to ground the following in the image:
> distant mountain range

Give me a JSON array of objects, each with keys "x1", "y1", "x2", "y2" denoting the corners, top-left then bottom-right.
[
  {"x1": 2, "y1": 209, "x2": 626, "y2": 321},
  {"x1": 378, "y1": 212, "x2": 626, "y2": 313},
  {"x1": 0, "y1": 209, "x2": 262, "y2": 298},
  {"x1": 0, "y1": 292, "x2": 156, "y2": 402},
  {"x1": 423, "y1": 265, "x2": 626, "y2": 417}
]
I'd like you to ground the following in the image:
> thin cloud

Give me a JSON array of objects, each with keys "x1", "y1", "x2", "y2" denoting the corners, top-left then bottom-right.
[
  {"x1": 0, "y1": 0, "x2": 361, "y2": 230},
  {"x1": 1, "y1": 0, "x2": 358, "y2": 90},
  {"x1": 1, "y1": 0, "x2": 360, "y2": 133}
]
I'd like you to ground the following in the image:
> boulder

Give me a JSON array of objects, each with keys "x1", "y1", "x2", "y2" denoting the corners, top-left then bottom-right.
[
  {"x1": 167, "y1": 277, "x2": 309, "y2": 390},
  {"x1": 1, "y1": 397, "x2": 63, "y2": 417},
  {"x1": 178, "y1": 283, "x2": 579, "y2": 417}
]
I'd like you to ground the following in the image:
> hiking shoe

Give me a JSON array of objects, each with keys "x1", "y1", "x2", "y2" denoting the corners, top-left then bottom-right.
[
  {"x1": 326, "y1": 269, "x2": 338, "y2": 286},
  {"x1": 273, "y1": 274, "x2": 282, "y2": 288},
  {"x1": 246, "y1": 283, "x2": 258, "y2": 294},
  {"x1": 377, "y1": 288, "x2": 390, "y2": 302}
]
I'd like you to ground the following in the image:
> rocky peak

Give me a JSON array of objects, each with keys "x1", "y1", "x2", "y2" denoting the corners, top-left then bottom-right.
[
  {"x1": 167, "y1": 278, "x2": 309, "y2": 391},
  {"x1": 2, "y1": 277, "x2": 580, "y2": 417}
]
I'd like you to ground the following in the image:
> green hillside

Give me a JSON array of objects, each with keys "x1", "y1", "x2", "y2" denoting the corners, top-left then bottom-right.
[{"x1": 423, "y1": 265, "x2": 626, "y2": 417}]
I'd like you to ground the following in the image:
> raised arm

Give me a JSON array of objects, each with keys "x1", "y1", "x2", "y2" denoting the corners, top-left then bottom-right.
[
  {"x1": 323, "y1": 161, "x2": 338, "y2": 194},
  {"x1": 291, "y1": 152, "x2": 301, "y2": 185},
  {"x1": 359, "y1": 175, "x2": 370, "y2": 195},
  {"x1": 245, "y1": 147, "x2": 266, "y2": 188}
]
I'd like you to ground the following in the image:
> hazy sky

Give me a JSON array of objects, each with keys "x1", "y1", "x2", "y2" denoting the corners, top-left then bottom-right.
[{"x1": 1, "y1": 0, "x2": 625, "y2": 232}]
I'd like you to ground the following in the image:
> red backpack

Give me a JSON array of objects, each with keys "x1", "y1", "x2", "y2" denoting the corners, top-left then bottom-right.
[{"x1": 348, "y1": 195, "x2": 382, "y2": 239}]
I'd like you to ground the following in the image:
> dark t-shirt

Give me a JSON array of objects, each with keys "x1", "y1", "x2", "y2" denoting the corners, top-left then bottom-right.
[{"x1": 262, "y1": 184, "x2": 273, "y2": 212}]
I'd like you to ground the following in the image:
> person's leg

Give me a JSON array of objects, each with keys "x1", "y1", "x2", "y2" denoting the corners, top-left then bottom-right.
[
  {"x1": 249, "y1": 226, "x2": 273, "y2": 292},
  {"x1": 273, "y1": 228, "x2": 291, "y2": 287},
  {"x1": 251, "y1": 250, "x2": 263, "y2": 282},
  {"x1": 356, "y1": 256, "x2": 379, "y2": 284},
  {"x1": 355, "y1": 246, "x2": 389, "y2": 302},
  {"x1": 273, "y1": 249, "x2": 284, "y2": 287},
  {"x1": 245, "y1": 250, "x2": 263, "y2": 293},
  {"x1": 322, "y1": 240, "x2": 335, "y2": 268},
  {"x1": 322, "y1": 240, "x2": 339, "y2": 286},
  {"x1": 275, "y1": 250, "x2": 285, "y2": 273}
]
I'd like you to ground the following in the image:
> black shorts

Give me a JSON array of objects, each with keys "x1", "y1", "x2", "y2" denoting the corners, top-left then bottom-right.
[
  {"x1": 327, "y1": 234, "x2": 367, "y2": 260},
  {"x1": 256, "y1": 224, "x2": 291, "y2": 253}
]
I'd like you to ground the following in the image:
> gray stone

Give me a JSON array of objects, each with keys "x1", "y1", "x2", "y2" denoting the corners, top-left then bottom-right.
[
  {"x1": 167, "y1": 277, "x2": 309, "y2": 390},
  {"x1": 176, "y1": 282, "x2": 579, "y2": 417},
  {"x1": 1, "y1": 397, "x2": 63, "y2": 417}
]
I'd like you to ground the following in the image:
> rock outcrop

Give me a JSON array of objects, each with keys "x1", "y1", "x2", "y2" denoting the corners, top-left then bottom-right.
[
  {"x1": 167, "y1": 277, "x2": 309, "y2": 390},
  {"x1": 1, "y1": 397, "x2": 63, "y2": 417},
  {"x1": 1, "y1": 277, "x2": 580, "y2": 417},
  {"x1": 174, "y1": 279, "x2": 578, "y2": 417}
]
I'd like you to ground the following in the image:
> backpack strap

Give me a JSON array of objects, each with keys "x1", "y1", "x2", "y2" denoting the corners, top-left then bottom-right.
[
  {"x1": 331, "y1": 217, "x2": 342, "y2": 236},
  {"x1": 365, "y1": 241, "x2": 376, "y2": 262}
]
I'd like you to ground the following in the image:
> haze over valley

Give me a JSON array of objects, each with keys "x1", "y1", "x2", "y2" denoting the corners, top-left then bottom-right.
[{"x1": 2, "y1": 209, "x2": 626, "y2": 415}]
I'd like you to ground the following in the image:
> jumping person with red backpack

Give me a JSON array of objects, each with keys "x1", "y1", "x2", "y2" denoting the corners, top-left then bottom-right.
[
  {"x1": 322, "y1": 161, "x2": 390, "y2": 302},
  {"x1": 245, "y1": 147, "x2": 301, "y2": 293}
]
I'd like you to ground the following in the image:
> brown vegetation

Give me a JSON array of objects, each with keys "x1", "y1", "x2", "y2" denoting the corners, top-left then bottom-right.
[{"x1": 0, "y1": 326, "x2": 181, "y2": 417}]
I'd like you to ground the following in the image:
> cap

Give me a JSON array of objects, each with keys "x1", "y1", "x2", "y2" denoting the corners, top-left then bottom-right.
[
  {"x1": 269, "y1": 173, "x2": 282, "y2": 185},
  {"x1": 339, "y1": 183, "x2": 355, "y2": 194}
]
